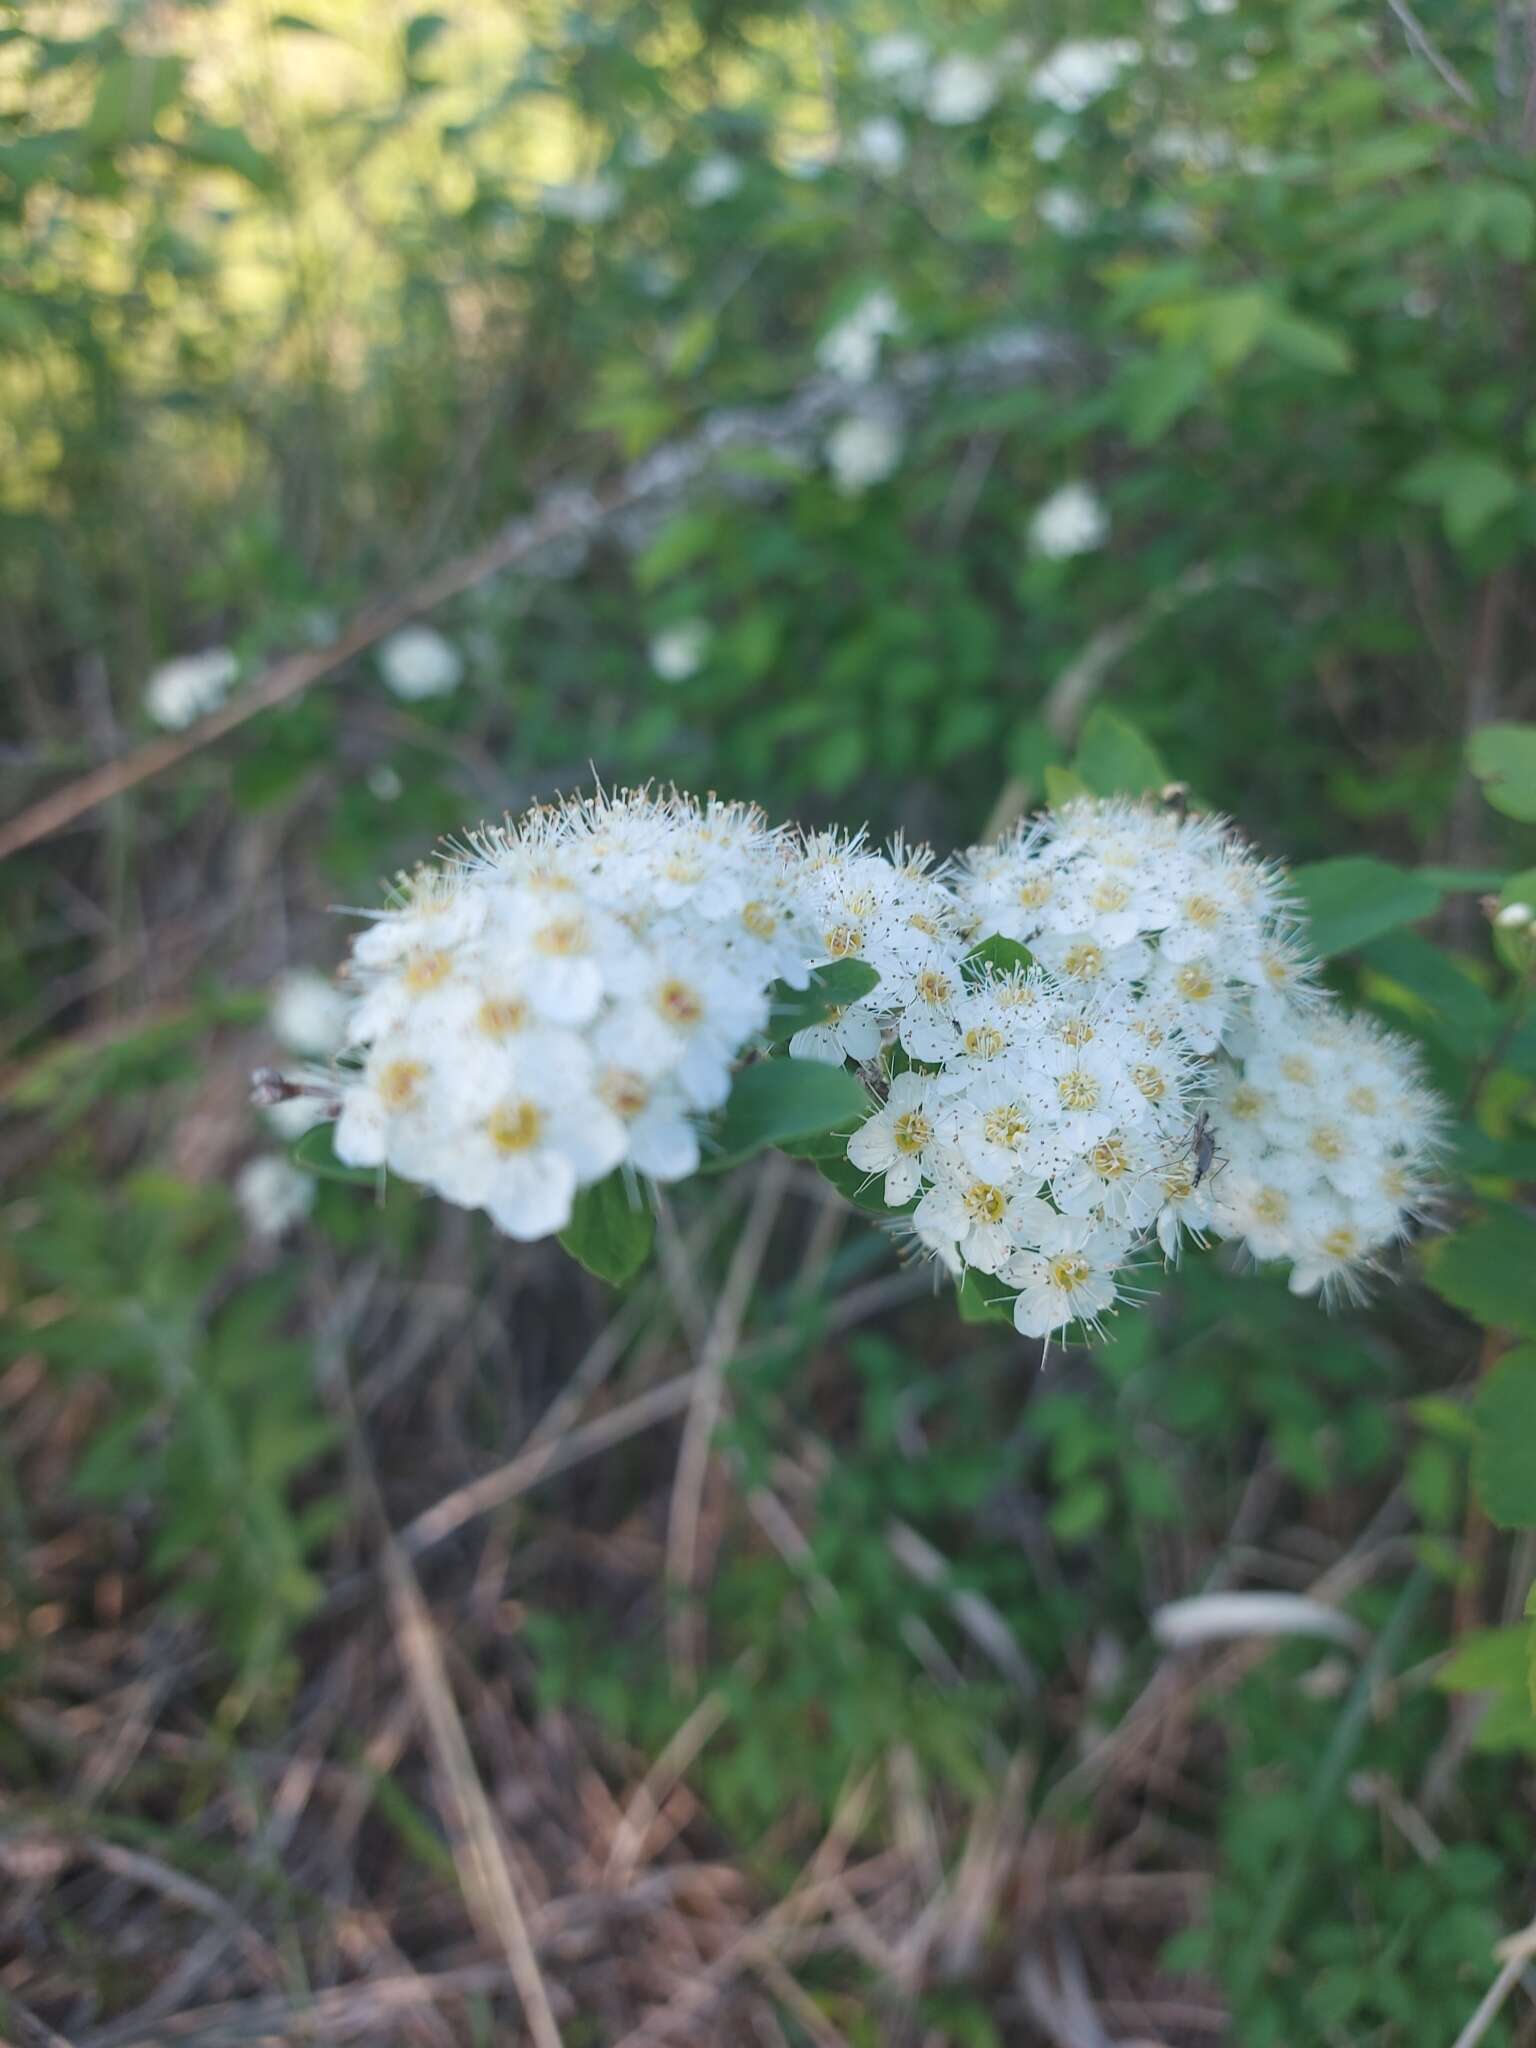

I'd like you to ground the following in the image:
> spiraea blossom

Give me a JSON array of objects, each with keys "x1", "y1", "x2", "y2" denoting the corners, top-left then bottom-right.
[
  {"x1": 324, "y1": 790, "x2": 813, "y2": 1238},
  {"x1": 785, "y1": 831, "x2": 969, "y2": 1067},
  {"x1": 1209, "y1": 1007, "x2": 1442, "y2": 1300},
  {"x1": 278, "y1": 785, "x2": 1441, "y2": 1316}
]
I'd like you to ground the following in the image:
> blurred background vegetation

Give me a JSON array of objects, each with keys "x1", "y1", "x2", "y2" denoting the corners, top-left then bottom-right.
[{"x1": 4, "y1": 0, "x2": 1536, "y2": 2042}]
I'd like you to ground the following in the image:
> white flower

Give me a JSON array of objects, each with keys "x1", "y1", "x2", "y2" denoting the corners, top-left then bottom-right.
[
  {"x1": 649, "y1": 619, "x2": 712, "y2": 683},
  {"x1": 144, "y1": 647, "x2": 239, "y2": 730},
  {"x1": 1030, "y1": 39, "x2": 1139, "y2": 112},
  {"x1": 848, "y1": 1072, "x2": 939, "y2": 1206},
  {"x1": 686, "y1": 155, "x2": 743, "y2": 206},
  {"x1": 826, "y1": 411, "x2": 903, "y2": 494},
  {"x1": 1496, "y1": 901, "x2": 1534, "y2": 929},
  {"x1": 816, "y1": 287, "x2": 903, "y2": 382},
  {"x1": 235, "y1": 1155, "x2": 315, "y2": 1239},
  {"x1": 1028, "y1": 481, "x2": 1109, "y2": 559},
  {"x1": 1039, "y1": 188, "x2": 1092, "y2": 236},
  {"x1": 537, "y1": 178, "x2": 619, "y2": 223},
  {"x1": 378, "y1": 626, "x2": 464, "y2": 701},
  {"x1": 924, "y1": 54, "x2": 998, "y2": 124},
  {"x1": 1003, "y1": 1214, "x2": 1132, "y2": 1338},
  {"x1": 863, "y1": 32, "x2": 930, "y2": 90},
  {"x1": 1033, "y1": 119, "x2": 1074, "y2": 161},
  {"x1": 270, "y1": 969, "x2": 351, "y2": 1057},
  {"x1": 369, "y1": 764, "x2": 403, "y2": 801},
  {"x1": 848, "y1": 116, "x2": 907, "y2": 174}
]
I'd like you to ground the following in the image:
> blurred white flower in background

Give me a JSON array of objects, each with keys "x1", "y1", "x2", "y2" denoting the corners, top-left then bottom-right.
[
  {"x1": 863, "y1": 32, "x2": 931, "y2": 94},
  {"x1": 144, "y1": 647, "x2": 238, "y2": 731},
  {"x1": 816, "y1": 287, "x2": 903, "y2": 382},
  {"x1": 847, "y1": 116, "x2": 907, "y2": 175},
  {"x1": 1030, "y1": 39, "x2": 1139, "y2": 112},
  {"x1": 1028, "y1": 481, "x2": 1109, "y2": 559},
  {"x1": 1039, "y1": 188, "x2": 1092, "y2": 237},
  {"x1": 270, "y1": 968, "x2": 351, "y2": 1058},
  {"x1": 235, "y1": 1155, "x2": 315, "y2": 1239},
  {"x1": 826, "y1": 410, "x2": 904, "y2": 494},
  {"x1": 368, "y1": 764, "x2": 404, "y2": 802},
  {"x1": 649, "y1": 619, "x2": 712, "y2": 683},
  {"x1": 686, "y1": 155, "x2": 744, "y2": 206},
  {"x1": 1032, "y1": 119, "x2": 1074, "y2": 161},
  {"x1": 378, "y1": 625, "x2": 463, "y2": 701},
  {"x1": 536, "y1": 179, "x2": 619, "y2": 223},
  {"x1": 924, "y1": 54, "x2": 999, "y2": 124}
]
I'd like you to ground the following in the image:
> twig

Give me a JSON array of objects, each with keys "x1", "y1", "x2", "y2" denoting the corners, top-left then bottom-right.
[
  {"x1": 1385, "y1": 0, "x2": 1480, "y2": 106},
  {"x1": 665, "y1": 1157, "x2": 791, "y2": 1692},
  {"x1": 1450, "y1": 1914, "x2": 1536, "y2": 2048}
]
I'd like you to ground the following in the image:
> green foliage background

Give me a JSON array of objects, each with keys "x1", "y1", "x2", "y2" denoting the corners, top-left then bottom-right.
[{"x1": 5, "y1": 0, "x2": 1536, "y2": 2040}]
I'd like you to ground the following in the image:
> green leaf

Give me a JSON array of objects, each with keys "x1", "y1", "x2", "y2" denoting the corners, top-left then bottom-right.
[
  {"x1": 1424, "y1": 1208, "x2": 1536, "y2": 1340},
  {"x1": 1289, "y1": 857, "x2": 1441, "y2": 958},
  {"x1": 704, "y1": 1059, "x2": 873, "y2": 1172},
  {"x1": 1436, "y1": 1624, "x2": 1530, "y2": 1695},
  {"x1": 1043, "y1": 764, "x2": 1090, "y2": 805},
  {"x1": 177, "y1": 119, "x2": 283, "y2": 192},
  {"x1": 957, "y1": 1269, "x2": 1017, "y2": 1324},
  {"x1": 1115, "y1": 347, "x2": 1210, "y2": 445},
  {"x1": 963, "y1": 935, "x2": 1035, "y2": 985},
  {"x1": 1263, "y1": 310, "x2": 1354, "y2": 376},
  {"x1": 1049, "y1": 1478, "x2": 1112, "y2": 1543},
  {"x1": 1473, "y1": 1345, "x2": 1536, "y2": 1528},
  {"x1": 1072, "y1": 708, "x2": 1169, "y2": 798},
  {"x1": 558, "y1": 1171, "x2": 653, "y2": 1286},
  {"x1": 405, "y1": 12, "x2": 449, "y2": 60},
  {"x1": 1398, "y1": 451, "x2": 1523, "y2": 548},
  {"x1": 763, "y1": 960, "x2": 880, "y2": 1046},
  {"x1": 1467, "y1": 723, "x2": 1536, "y2": 824},
  {"x1": 85, "y1": 52, "x2": 185, "y2": 147},
  {"x1": 291, "y1": 1121, "x2": 377, "y2": 1187}
]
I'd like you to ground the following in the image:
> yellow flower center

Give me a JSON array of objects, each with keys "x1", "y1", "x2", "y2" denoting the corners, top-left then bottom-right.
[
  {"x1": 656, "y1": 978, "x2": 704, "y2": 1027},
  {"x1": 892, "y1": 1110, "x2": 933, "y2": 1155},
  {"x1": 1063, "y1": 941, "x2": 1104, "y2": 981},
  {"x1": 1050, "y1": 1252, "x2": 1091, "y2": 1292},
  {"x1": 1184, "y1": 893, "x2": 1221, "y2": 927},
  {"x1": 404, "y1": 949, "x2": 452, "y2": 994},
  {"x1": 1347, "y1": 1085, "x2": 1379, "y2": 1116},
  {"x1": 1309, "y1": 1125, "x2": 1345, "y2": 1162},
  {"x1": 1132, "y1": 1063, "x2": 1165, "y2": 1102},
  {"x1": 1058, "y1": 1069, "x2": 1099, "y2": 1112},
  {"x1": 534, "y1": 914, "x2": 589, "y2": 957},
  {"x1": 1279, "y1": 1054, "x2": 1314, "y2": 1087},
  {"x1": 487, "y1": 1099, "x2": 543, "y2": 1154},
  {"x1": 1381, "y1": 1164, "x2": 1409, "y2": 1201},
  {"x1": 1253, "y1": 1187, "x2": 1288, "y2": 1225},
  {"x1": 378, "y1": 1058, "x2": 426, "y2": 1110},
  {"x1": 1093, "y1": 878, "x2": 1131, "y2": 913},
  {"x1": 1321, "y1": 1226, "x2": 1360, "y2": 1261},
  {"x1": 1059, "y1": 1016, "x2": 1095, "y2": 1047},
  {"x1": 664, "y1": 853, "x2": 705, "y2": 885},
  {"x1": 964, "y1": 1024, "x2": 1005, "y2": 1059},
  {"x1": 598, "y1": 1068, "x2": 650, "y2": 1118},
  {"x1": 477, "y1": 996, "x2": 529, "y2": 1038},
  {"x1": 1090, "y1": 1136, "x2": 1129, "y2": 1180},
  {"x1": 824, "y1": 924, "x2": 864, "y2": 959},
  {"x1": 983, "y1": 1104, "x2": 1029, "y2": 1149},
  {"x1": 908, "y1": 912, "x2": 939, "y2": 936},
  {"x1": 1162, "y1": 1161, "x2": 1195, "y2": 1201},
  {"x1": 963, "y1": 1181, "x2": 1007, "y2": 1225},
  {"x1": 1228, "y1": 1084, "x2": 1263, "y2": 1121},
  {"x1": 1175, "y1": 963, "x2": 1215, "y2": 1003},
  {"x1": 916, "y1": 969, "x2": 953, "y2": 1006},
  {"x1": 741, "y1": 900, "x2": 777, "y2": 939},
  {"x1": 1017, "y1": 877, "x2": 1053, "y2": 909}
]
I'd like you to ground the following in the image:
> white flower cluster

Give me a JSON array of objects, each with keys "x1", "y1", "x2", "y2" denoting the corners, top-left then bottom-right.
[
  {"x1": 826, "y1": 797, "x2": 1438, "y2": 1334},
  {"x1": 1209, "y1": 1008, "x2": 1440, "y2": 1300},
  {"x1": 785, "y1": 832, "x2": 969, "y2": 1067},
  {"x1": 282, "y1": 788, "x2": 1439, "y2": 1322},
  {"x1": 328, "y1": 791, "x2": 811, "y2": 1239}
]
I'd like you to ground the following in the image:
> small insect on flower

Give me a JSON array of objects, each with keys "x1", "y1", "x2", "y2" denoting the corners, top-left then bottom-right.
[{"x1": 1190, "y1": 1106, "x2": 1218, "y2": 1187}]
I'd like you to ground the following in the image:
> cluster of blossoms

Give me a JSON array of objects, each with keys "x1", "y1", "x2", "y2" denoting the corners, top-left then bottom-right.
[
  {"x1": 827, "y1": 798, "x2": 1439, "y2": 1334},
  {"x1": 1209, "y1": 1008, "x2": 1441, "y2": 1300},
  {"x1": 268, "y1": 789, "x2": 1441, "y2": 1334},
  {"x1": 325, "y1": 790, "x2": 812, "y2": 1239}
]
